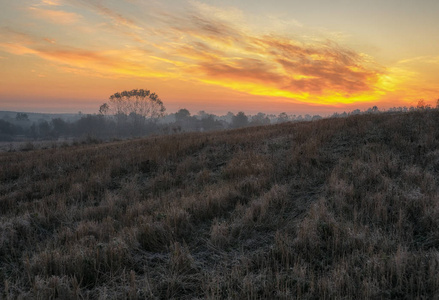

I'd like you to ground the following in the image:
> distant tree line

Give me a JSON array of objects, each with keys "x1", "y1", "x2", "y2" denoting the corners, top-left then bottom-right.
[{"x1": 1, "y1": 92, "x2": 437, "y2": 142}]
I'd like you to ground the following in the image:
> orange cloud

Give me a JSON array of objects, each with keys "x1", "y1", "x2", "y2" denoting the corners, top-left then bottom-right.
[
  {"x1": 5, "y1": 1, "x2": 432, "y2": 108},
  {"x1": 174, "y1": 42, "x2": 225, "y2": 61},
  {"x1": 198, "y1": 58, "x2": 284, "y2": 85},
  {"x1": 154, "y1": 11, "x2": 383, "y2": 104},
  {"x1": 0, "y1": 32, "x2": 166, "y2": 79},
  {"x1": 0, "y1": 42, "x2": 40, "y2": 56}
]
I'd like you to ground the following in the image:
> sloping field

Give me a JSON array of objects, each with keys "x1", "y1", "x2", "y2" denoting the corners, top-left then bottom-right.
[{"x1": 1, "y1": 110, "x2": 439, "y2": 299}]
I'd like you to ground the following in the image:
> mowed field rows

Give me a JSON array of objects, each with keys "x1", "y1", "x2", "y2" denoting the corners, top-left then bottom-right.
[{"x1": 2, "y1": 110, "x2": 439, "y2": 299}]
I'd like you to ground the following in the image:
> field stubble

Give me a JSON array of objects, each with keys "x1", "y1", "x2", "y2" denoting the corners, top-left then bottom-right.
[{"x1": 1, "y1": 110, "x2": 439, "y2": 299}]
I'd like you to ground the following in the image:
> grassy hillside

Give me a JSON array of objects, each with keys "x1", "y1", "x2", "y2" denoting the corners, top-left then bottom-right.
[{"x1": 1, "y1": 110, "x2": 439, "y2": 299}]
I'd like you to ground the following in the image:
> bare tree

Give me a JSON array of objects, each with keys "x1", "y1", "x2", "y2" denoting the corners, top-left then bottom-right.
[
  {"x1": 105, "y1": 89, "x2": 166, "y2": 119},
  {"x1": 99, "y1": 103, "x2": 109, "y2": 115}
]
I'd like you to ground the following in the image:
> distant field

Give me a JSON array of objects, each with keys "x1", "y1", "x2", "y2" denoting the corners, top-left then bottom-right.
[
  {"x1": 0, "y1": 139, "x2": 73, "y2": 152},
  {"x1": 1, "y1": 110, "x2": 439, "y2": 299}
]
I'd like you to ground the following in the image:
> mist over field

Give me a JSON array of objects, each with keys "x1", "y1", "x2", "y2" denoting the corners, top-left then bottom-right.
[
  {"x1": 0, "y1": 89, "x2": 419, "y2": 149},
  {"x1": 0, "y1": 106, "x2": 323, "y2": 145}
]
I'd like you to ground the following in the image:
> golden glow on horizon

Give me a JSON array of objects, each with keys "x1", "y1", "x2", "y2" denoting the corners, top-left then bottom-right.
[{"x1": 0, "y1": 0, "x2": 438, "y2": 114}]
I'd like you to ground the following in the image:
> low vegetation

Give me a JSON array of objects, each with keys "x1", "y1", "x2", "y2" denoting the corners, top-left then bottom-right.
[{"x1": 1, "y1": 109, "x2": 439, "y2": 299}]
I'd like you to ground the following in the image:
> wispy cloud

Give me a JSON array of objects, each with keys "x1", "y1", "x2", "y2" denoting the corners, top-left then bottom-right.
[
  {"x1": 29, "y1": 7, "x2": 81, "y2": 25},
  {"x1": 3, "y1": 1, "x2": 395, "y2": 105},
  {"x1": 0, "y1": 27, "x2": 167, "y2": 78},
  {"x1": 43, "y1": 38, "x2": 56, "y2": 44},
  {"x1": 150, "y1": 4, "x2": 384, "y2": 103},
  {"x1": 39, "y1": 0, "x2": 63, "y2": 6},
  {"x1": 68, "y1": 0, "x2": 142, "y2": 30},
  {"x1": 397, "y1": 55, "x2": 439, "y2": 65}
]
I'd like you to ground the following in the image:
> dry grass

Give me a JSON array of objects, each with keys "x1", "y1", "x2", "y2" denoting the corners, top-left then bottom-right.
[{"x1": 1, "y1": 110, "x2": 439, "y2": 299}]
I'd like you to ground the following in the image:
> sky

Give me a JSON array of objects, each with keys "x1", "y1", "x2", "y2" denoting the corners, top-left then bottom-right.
[{"x1": 0, "y1": 0, "x2": 438, "y2": 115}]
